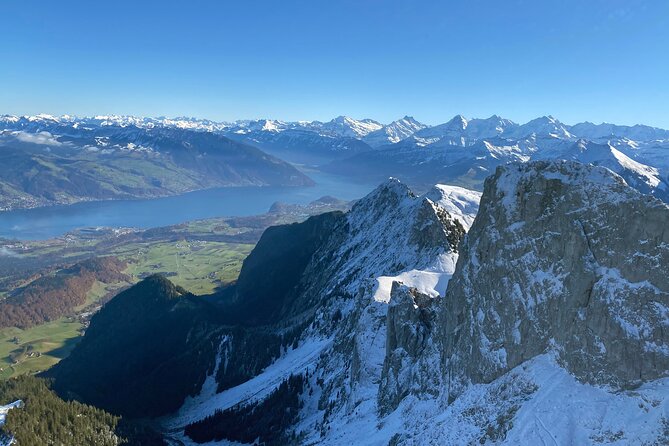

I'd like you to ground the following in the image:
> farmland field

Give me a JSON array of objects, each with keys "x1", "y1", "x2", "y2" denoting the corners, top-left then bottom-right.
[{"x1": 0, "y1": 240, "x2": 251, "y2": 379}]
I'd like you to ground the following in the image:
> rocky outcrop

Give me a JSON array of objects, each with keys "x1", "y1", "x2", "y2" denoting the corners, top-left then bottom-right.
[
  {"x1": 443, "y1": 160, "x2": 669, "y2": 395},
  {"x1": 168, "y1": 162, "x2": 669, "y2": 444},
  {"x1": 378, "y1": 283, "x2": 441, "y2": 415},
  {"x1": 52, "y1": 160, "x2": 669, "y2": 444},
  {"x1": 300, "y1": 179, "x2": 478, "y2": 425}
]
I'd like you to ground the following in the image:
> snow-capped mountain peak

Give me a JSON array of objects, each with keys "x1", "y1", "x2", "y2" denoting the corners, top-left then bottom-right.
[
  {"x1": 448, "y1": 114, "x2": 468, "y2": 129},
  {"x1": 320, "y1": 115, "x2": 383, "y2": 138},
  {"x1": 466, "y1": 114, "x2": 518, "y2": 137},
  {"x1": 511, "y1": 115, "x2": 574, "y2": 139},
  {"x1": 412, "y1": 114, "x2": 470, "y2": 145},
  {"x1": 564, "y1": 139, "x2": 665, "y2": 191},
  {"x1": 363, "y1": 116, "x2": 428, "y2": 147}
]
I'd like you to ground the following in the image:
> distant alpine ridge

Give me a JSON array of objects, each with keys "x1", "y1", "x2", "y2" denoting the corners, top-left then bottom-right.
[
  {"x1": 0, "y1": 115, "x2": 313, "y2": 211},
  {"x1": 5, "y1": 112, "x2": 669, "y2": 145},
  {"x1": 1, "y1": 113, "x2": 668, "y2": 211}
]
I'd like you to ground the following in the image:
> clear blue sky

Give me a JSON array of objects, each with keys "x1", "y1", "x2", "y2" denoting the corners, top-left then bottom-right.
[{"x1": 1, "y1": 0, "x2": 668, "y2": 127}]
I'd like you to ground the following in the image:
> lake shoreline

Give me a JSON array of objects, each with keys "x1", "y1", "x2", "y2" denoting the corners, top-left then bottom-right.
[{"x1": 0, "y1": 171, "x2": 375, "y2": 240}]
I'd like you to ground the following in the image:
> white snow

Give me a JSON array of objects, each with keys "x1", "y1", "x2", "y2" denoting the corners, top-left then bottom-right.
[
  {"x1": 165, "y1": 337, "x2": 331, "y2": 429},
  {"x1": 426, "y1": 184, "x2": 482, "y2": 230},
  {"x1": 372, "y1": 249, "x2": 462, "y2": 304},
  {"x1": 0, "y1": 400, "x2": 22, "y2": 427},
  {"x1": 0, "y1": 400, "x2": 22, "y2": 445},
  {"x1": 373, "y1": 268, "x2": 451, "y2": 304},
  {"x1": 304, "y1": 353, "x2": 669, "y2": 445},
  {"x1": 363, "y1": 116, "x2": 427, "y2": 147},
  {"x1": 320, "y1": 116, "x2": 383, "y2": 138}
]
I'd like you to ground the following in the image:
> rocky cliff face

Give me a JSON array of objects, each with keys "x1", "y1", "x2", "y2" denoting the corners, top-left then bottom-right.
[
  {"x1": 443, "y1": 160, "x2": 669, "y2": 397},
  {"x1": 54, "y1": 160, "x2": 669, "y2": 445},
  {"x1": 378, "y1": 283, "x2": 441, "y2": 415},
  {"x1": 306, "y1": 162, "x2": 669, "y2": 444},
  {"x1": 163, "y1": 179, "x2": 481, "y2": 443},
  {"x1": 164, "y1": 163, "x2": 669, "y2": 445}
]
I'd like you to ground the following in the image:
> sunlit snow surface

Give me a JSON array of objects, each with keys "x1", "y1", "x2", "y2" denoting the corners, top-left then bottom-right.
[
  {"x1": 0, "y1": 401, "x2": 22, "y2": 446},
  {"x1": 297, "y1": 353, "x2": 669, "y2": 445},
  {"x1": 162, "y1": 176, "x2": 669, "y2": 445},
  {"x1": 166, "y1": 338, "x2": 332, "y2": 430},
  {"x1": 0, "y1": 401, "x2": 21, "y2": 427},
  {"x1": 163, "y1": 182, "x2": 481, "y2": 444}
]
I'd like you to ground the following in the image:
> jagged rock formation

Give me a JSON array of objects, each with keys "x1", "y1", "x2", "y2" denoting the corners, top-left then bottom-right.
[
  {"x1": 49, "y1": 161, "x2": 669, "y2": 445},
  {"x1": 302, "y1": 162, "x2": 669, "y2": 444},
  {"x1": 161, "y1": 179, "x2": 481, "y2": 443},
  {"x1": 378, "y1": 283, "x2": 441, "y2": 415},
  {"x1": 443, "y1": 160, "x2": 669, "y2": 394}
]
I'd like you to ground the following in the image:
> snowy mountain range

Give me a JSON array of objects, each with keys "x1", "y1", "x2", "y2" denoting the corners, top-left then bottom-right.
[
  {"x1": 6, "y1": 112, "x2": 668, "y2": 145},
  {"x1": 1, "y1": 112, "x2": 668, "y2": 210},
  {"x1": 0, "y1": 117, "x2": 313, "y2": 211},
  {"x1": 47, "y1": 159, "x2": 669, "y2": 445}
]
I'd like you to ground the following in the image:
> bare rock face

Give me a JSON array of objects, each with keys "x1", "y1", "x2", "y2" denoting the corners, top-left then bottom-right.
[
  {"x1": 443, "y1": 160, "x2": 669, "y2": 396},
  {"x1": 300, "y1": 178, "x2": 477, "y2": 431},
  {"x1": 378, "y1": 283, "x2": 441, "y2": 415}
]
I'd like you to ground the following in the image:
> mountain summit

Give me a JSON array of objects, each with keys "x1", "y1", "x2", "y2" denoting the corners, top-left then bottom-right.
[{"x1": 48, "y1": 159, "x2": 669, "y2": 444}]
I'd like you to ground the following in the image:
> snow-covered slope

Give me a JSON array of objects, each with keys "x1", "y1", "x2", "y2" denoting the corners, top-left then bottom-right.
[
  {"x1": 508, "y1": 115, "x2": 574, "y2": 139},
  {"x1": 413, "y1": 114, "x2": 469, "y2": 145},
  {"x1": 424, "y1": 184, "x2": 482, "y2": 230},
  {"x1": 465, "y1": 115, "x2": 518, "y2": 139},
  {"x1": 362, "y1": 116, "x2": 426, "y2": 147},
  {"x1": 318, "y1": 116, "x2": 383, "y2": 138},
  {"x1": 163, "y1": 179, "x2": 481, "y2": 443},
  {"x1": 161, "y1": 161, "x2": 669, "y2": 446},
  {"x1": 310, "y1": 352, "x2": 669, "y2": 446},
  {"x1": 553, "y1": 139, "x2": 668, "y2": 197},
  {"x1": 409, "y1": 115, "x2": 518, "y2": 147},
  {"x1": 308, "y1": 178, "x2": 472, "y2": 295},
  {"x1": 570, "y1": 121, "x2": 669, "y2": 142},
  {"x1": 0, "y1": 401, "x2": 22, "y2": 428},
  {"x1": 0, "y1": 400, "x2": 22, "y2": 446}
]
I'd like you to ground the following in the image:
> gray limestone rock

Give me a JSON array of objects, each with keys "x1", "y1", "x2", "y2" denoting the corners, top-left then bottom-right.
[
  {"x1": 442, "y1": 160, "x2": 669, "y2": 397},
  {"x1": 378, "y1": 283, "x2": 441, "y2": 415}
]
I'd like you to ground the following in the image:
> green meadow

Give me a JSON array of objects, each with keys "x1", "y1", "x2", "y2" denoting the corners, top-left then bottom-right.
[{"x1": 0, "y1": 239, "x2": 252, "y2": 379}]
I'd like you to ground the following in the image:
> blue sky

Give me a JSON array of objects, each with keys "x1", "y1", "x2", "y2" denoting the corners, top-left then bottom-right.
[{"x1": 1, "y1": 0, "x2": 668, "y2": 127}]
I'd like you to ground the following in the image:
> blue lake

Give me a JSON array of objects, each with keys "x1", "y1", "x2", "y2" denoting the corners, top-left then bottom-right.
[{"x1": 0, "y1": 171, "x2": 376, "y2": 240}]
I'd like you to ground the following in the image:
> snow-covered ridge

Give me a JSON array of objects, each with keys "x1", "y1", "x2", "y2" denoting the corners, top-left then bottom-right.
[
  {"x1": 164, "y1": 178, "x2": 481, "y2": 442},
  {"x1": 4, "y1": 113, "x2": 667, "y2": 143},
  {"x1": 563, "y1": 139, "x2": 663, "y2": 189},
  {"x1": 165, "y1": 162, "x2": 669, "y2": 445},
  {"x1": 363, "y1": 116, "x2": 427, "y2": 147},
  {"x1": 425, "y1": 184, "x2": 482, "y2": 230},
  {"x1": 318, "y1": 116, "x2": 383, "y2": 138},
  {"x1": 317, "y1": 177, "x2": 480, "y2": 297}
]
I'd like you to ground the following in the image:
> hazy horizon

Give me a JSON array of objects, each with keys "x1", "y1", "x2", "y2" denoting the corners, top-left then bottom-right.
[{"x1": 5, "y1": 111, "x2": 669, "y2": 130}]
